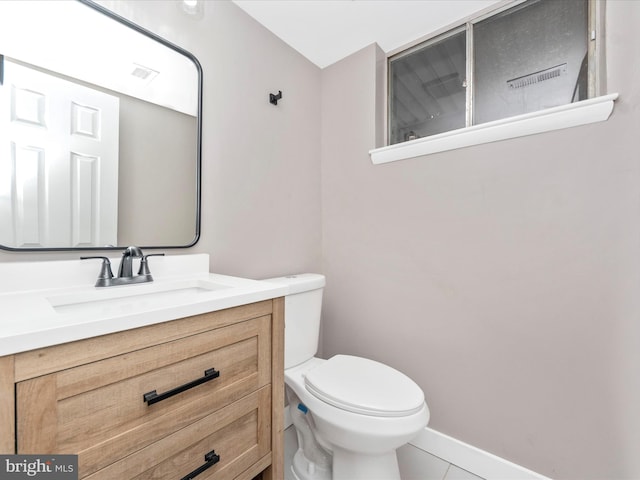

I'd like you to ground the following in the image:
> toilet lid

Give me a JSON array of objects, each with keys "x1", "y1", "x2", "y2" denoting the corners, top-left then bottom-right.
[{"x1": 304, "y1": 355, "x2": 425, "y2": 417}]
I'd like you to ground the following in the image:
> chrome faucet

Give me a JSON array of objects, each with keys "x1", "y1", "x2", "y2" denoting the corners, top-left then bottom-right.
[
  {"x1": 118, "y1": 245, "x2": 144, "y2": 278},
  {"x1": 81, "y1": 246, "x2": 164, "y2": 287}
]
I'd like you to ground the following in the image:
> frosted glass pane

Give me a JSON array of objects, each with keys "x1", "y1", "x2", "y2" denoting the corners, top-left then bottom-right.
[
  {"x1": 389, "y1": 30, "x2": 466, "y2": 144},
  {"x1": 473, "y1": 0, "x2": 588, "y2": 125}
]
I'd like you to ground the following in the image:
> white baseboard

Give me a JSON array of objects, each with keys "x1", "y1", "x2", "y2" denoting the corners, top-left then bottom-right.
[
  {"x1": 410, "y1": 427, "x2": 551, "y2": 480},
  {"x1": 284, "y1": 406, "x2": 550, "y2": 480}
]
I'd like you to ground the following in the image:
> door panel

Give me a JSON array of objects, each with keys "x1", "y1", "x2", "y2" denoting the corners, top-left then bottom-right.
[{"x1": 0, "y1": 59, "x2": 119, "y2": 247}]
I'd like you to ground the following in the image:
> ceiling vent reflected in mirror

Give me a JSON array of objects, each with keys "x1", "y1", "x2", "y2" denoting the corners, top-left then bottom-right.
[{"x1": 130, "y1": 63, "x2": 159, "y2": 85}]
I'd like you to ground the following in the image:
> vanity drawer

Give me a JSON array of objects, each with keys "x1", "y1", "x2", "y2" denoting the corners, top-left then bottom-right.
[
  {"x1": 16, "y1": 315, "x2": 271, "y2": 477},
  {"x1": 85, "y1": 386, "x2": 271, "y2": 480}
]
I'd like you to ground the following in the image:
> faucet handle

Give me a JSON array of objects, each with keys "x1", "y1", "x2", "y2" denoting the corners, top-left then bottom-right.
[
  {"x1": 138, "y1": 253, "x2": 165, "y2": 276},
  {"x1": 81, "y1": 256, "x2": 114, "y2": 287}
]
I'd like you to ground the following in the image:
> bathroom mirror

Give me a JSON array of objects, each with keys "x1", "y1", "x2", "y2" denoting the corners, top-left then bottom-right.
[{"x1": 0, "y1": 0, "x2": 202, "y2": 251}]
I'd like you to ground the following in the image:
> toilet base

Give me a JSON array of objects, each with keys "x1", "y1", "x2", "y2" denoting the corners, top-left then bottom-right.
[
  {"x1": 291, "y1": 444, "x2": 401, "y2": 480},
  {"x1": 332, "y1": 448, "x2": 401, "y2": 480},
  {"x1": 291, "y1": 448, "x2": 331, "y2": 480}
]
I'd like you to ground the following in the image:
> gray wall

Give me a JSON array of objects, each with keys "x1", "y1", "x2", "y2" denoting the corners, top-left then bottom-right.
[
  {"x1": 320, "y1": 2, "x2": 640, "y2": 478},
  {"x1": 117, "y1": 97, "x2": 197, "y2": 247},
  {"x1": 2, "y1": 1, "x2": 640, "y2": 479}
]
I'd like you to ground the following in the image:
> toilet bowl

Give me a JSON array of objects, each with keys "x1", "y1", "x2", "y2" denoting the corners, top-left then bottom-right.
[
  {"x1": 265, "y1": 274, "x2": 430, "y2": 480},
  {"x1": 286, "y1": 356, "x2": 429, "y2": 480}
]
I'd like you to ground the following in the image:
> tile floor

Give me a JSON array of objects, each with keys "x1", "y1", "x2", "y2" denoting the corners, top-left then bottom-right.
[{"x1": 284, "y1": 426, "x2": 485, "y2": 480}]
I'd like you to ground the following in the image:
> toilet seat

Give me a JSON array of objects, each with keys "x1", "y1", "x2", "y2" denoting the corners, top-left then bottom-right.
[{"x1": 304, "y1": 355, "x2": 425, "y2": 417}]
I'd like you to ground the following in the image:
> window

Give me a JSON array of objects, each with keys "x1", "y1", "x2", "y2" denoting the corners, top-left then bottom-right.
[{"x1": 388, "y1": 0, "x2": 594, "y2": 145}]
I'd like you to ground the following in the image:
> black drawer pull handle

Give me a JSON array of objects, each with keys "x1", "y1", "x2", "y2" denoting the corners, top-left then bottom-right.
[
  {"x1": 143, "y1": 368, "x2": 220, "y2": 406},
  {"x1": 180, "y1": 450, "x2": 220, "y2": 480}
]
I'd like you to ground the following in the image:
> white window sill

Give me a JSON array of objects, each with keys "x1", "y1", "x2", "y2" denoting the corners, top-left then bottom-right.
[{"x1": 369, "y1": 93, "x2": 619, "y2": 165}]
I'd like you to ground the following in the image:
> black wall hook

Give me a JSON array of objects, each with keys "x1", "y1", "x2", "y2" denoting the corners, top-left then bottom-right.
[{"x1": 269, "y1": 90, "x2": 282, "y2": 105}]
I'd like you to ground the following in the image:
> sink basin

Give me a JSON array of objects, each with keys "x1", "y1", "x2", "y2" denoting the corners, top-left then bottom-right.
[
  {"x1": 47, "y1": 278, "x2": 230, "y2": 315},
  {"x1": 0, "y1": 254, "x2": 290, "y2": 357}
]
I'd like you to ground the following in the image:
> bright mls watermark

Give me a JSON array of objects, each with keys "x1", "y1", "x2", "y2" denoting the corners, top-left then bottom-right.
[{"x1": 0, "y1": 455, "x2": 77, "y2": 479}]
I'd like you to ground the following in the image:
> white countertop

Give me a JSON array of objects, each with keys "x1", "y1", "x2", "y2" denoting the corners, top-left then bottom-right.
[{"x1": 0, "y1": 254, "x2": 288, "y2": 356}]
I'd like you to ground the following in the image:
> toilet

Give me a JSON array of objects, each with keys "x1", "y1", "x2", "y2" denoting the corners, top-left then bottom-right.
[{"x1": 266, "y1": 274, "x2": 429, "y2": 480}]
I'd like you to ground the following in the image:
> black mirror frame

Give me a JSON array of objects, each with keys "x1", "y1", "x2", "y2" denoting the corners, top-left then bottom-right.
[{"x1": 0, "y1": 0, "x2": 202, "y2": 252}]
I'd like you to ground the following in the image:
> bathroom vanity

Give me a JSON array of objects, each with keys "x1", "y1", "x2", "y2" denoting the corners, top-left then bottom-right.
[{"x1": 0, "y1": 255, "x2": 286, "y2": 480}]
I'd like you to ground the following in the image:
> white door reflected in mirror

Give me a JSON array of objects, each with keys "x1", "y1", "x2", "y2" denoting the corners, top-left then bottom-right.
[{"x1": 0, "y1": 60, "x2": 119, "y2": 248}]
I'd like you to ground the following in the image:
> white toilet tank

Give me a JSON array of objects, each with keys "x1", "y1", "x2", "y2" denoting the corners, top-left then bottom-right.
[{"x1": 265, "y1": 274, "x2": 325, "y2": 369}]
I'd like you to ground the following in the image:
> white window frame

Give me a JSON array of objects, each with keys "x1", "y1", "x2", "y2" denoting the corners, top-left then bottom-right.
[{"x1": 370, "y1": 0, "x2": 616, "y2": 165}]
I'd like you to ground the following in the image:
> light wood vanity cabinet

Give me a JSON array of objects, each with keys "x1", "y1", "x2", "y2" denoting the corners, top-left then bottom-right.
[{"x1": 0, "y1": 298, "x2": 284, "y2": 480}]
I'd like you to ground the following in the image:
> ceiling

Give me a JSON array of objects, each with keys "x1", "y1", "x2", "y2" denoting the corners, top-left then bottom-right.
[{"x1": 232, "y1": 0, "x2": 502, "y2": 68}]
